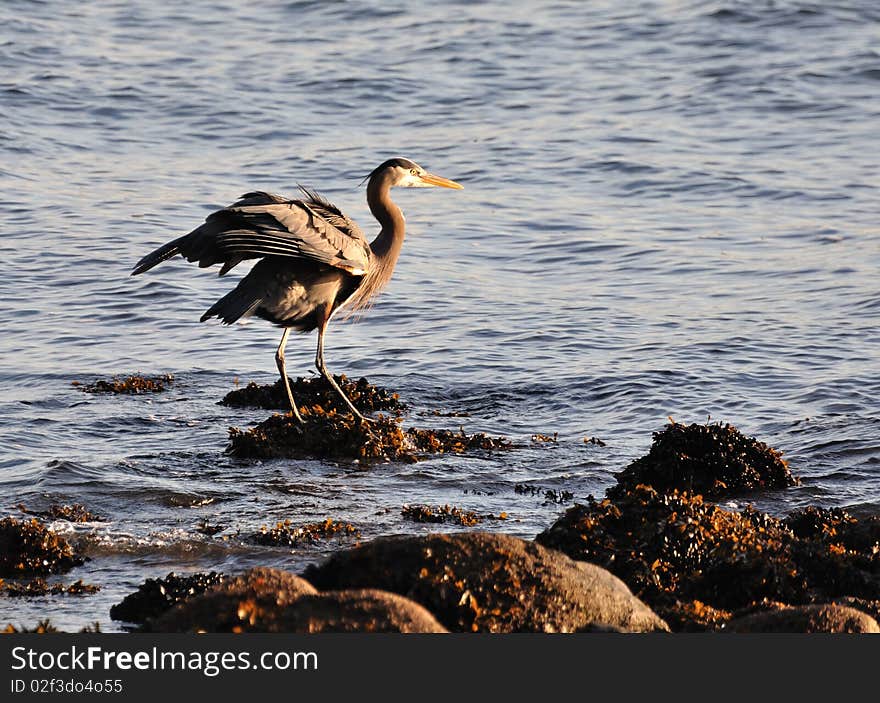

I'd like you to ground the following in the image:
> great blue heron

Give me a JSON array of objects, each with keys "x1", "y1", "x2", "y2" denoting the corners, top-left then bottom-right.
[{"x1": 131, "y1": 157, "x2": 463, "y2": 424}]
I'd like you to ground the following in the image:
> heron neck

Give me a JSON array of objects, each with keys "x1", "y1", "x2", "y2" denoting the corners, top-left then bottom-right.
[{"x1": 367, "y1": 178, "x2": 406, "y2": 264}]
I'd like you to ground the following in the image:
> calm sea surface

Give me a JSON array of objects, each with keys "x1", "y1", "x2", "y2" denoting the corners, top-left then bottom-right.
[{"x1": 1, "y1": 0, "x2": 878, "y2": 630}]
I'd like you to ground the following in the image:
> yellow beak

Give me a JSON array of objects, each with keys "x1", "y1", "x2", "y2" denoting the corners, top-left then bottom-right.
[{"x1": 420, "y1": 172, "x2": 464, "y2": 189}]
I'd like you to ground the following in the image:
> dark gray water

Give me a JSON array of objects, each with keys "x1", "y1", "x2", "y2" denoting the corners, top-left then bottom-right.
[{"x1": 1, "y1": 0, "x2": 878, "y2": 631}]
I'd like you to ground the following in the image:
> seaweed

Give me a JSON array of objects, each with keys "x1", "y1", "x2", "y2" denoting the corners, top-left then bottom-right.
[
  {"x1": 536, "y1": 485, "x2": 880, "y2": 631},
  {"x1": 227, "y1": 407, "x2": 510, "y2": 462},
  {"x1": 0, "y1": 578, "x2": 99, "y2": 597},
  {"x1": 514, "y1": 484, "x2": 574, "y2": 504},
  {"x1": 17, "y1": 503, "x2": 104, "y2": 523},
  {"x1": 401, "y1": 504, "x2": 508, "y2": 527},
  {"x1": 0, "y1": 517, "x2": 85, "y2": 577},
  {"x1": 221, "y1": 374, "x2": 406, "y2": 415},
  {"x1": 73, "y1": 373, "x2": 174, "y2": 394},
  {"x1": 250, "y1": 518, "x2": 360, "y2": 547}
]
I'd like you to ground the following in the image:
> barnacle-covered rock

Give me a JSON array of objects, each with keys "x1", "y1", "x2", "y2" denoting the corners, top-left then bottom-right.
[
  {"x1": 608, "y1": 421, "x2": 798, "y2": 498},
  {"x1": 221, "y1": 374, "x2": 406, "y2": 415},
  {"x1": 0, "y1": 517, "x2": 85, "y2": 577},
  {"x1": 303, "y1": 532, "x2": 668, "y2": 633},
  {"x1": 110, "y1": 571, "x2": 225, "y2": 624},
  {"x1": 227, "y1": 408, "x2": 509, "y2": 462}
]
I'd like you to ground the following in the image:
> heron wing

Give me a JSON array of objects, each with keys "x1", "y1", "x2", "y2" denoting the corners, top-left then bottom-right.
[{"x1": 137, "y1": 191, "x2": 371, "y2": 276}]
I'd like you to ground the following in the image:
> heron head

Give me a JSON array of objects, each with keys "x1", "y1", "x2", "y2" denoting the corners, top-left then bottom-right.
[{"x1": 368, "y1": 157, "x2": 463, "y2": 190}]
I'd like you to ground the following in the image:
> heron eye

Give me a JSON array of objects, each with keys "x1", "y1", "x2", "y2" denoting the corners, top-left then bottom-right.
[{"x1": 410, "y1": 168, "x2": 418, "y2": 176}]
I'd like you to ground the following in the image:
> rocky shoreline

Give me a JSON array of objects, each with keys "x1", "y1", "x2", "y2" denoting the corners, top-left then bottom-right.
[{"x1": 3, "y1": 376, "x2": 879, "y2": 633}]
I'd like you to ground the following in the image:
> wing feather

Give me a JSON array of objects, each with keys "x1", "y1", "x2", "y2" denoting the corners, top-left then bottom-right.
[{"x1": 132, "y1": 190, "x2": 371, "y2": 277}]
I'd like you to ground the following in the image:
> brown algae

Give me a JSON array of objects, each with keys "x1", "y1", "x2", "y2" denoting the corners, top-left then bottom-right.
[
  {"x1": 536, "y1": 485, "x2": 880, "y2": 631},
  {"x1": 0, "y1": 517, "x2": 85, "y2": 577},
  {"x1": 250, "y1": 519, "x2": 360, "y2": 547},
  {"x1": 608, "y1": 420, "x2": 798, "y2": 498},
  {"x1": 17, "y1": 503, "x2": 104, "y2": 523},
  {"x1": 227, "y1": 407, "x2": 509, "y2": 462},
  {"x1": 73, "y1": 373, "x2": 174, "y2": 394},
  {"x1": 221, "y1": 374, "x2": 406, "y2": 415},
  {"x1": 401, "y1": 504, "x2": 508, "y2": 527}
]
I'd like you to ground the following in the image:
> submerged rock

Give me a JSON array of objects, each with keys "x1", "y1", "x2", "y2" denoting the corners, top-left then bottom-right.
[
  {"x1": 608, "y1": 421, "x2": 798, "y2": 499},
  {"x1": 228, "y1": 408, "x2": 509, "y2": 462},
  {"x1": 725, "y1": 603, "x2": 880, "y2": 633},
  {"x1": 536, "y1": 485, "x2": 880, "y2": 631},
  {"x1": 221, "y1": 375, "x2": 407, "y2": 415},
  {"x1": 73, "y1": 373, "x2": 174, "y2": 394},
  {"x1": 110, "y1": 571, "x2": 225, "y2": 624},
  {"x1": 303, "y1": 532, "x2": 668, "y2": 633},
  {"x1": 0, "y1": 517, "x2": 84, "y2": 577}
]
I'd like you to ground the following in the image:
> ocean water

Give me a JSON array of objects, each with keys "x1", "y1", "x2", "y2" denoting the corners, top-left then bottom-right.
[{"x1": 1, "y1": 0, "x2": 878, "y2": 631}]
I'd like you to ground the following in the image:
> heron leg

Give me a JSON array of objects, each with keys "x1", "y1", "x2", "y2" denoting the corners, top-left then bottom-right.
[
  {"x1": 275, "y1": 327, "x2": 304, "y2": 424},
  {"x1": 315, "y1": 319, "x2": 370, "y2": 423}
]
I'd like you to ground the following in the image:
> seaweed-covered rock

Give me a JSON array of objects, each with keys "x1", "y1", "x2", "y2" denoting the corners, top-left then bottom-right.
[
  {"x1": 17, "y1": 503, "x2": 104, "y2": 523},
  {"x1": 726, "y1": 603, "x2": 880, "y2": 633},
  {"x1": 608, "y1": 421, "x2": 798, "y2": 498},
  {"x1": 303, "y1": 532, "x2": 668, "y2": 633},
  {"x1": 228, "y1": 408, "x2": 509, "y2": 462},
  {"x1": 250, "y1": 519, "x2": 360, "y2": 547},
  {"x1": 537, "y1": 487, "x2": 803, "y2": 615},
  {"x1": 110, "y1": 571, "x2": 225, "y2": 624},
  {"x1": 1, "y1": 578, "x2": 99, "y2": 597},
  {"x1": 221, "y1": 375, "x2": 406, "y2": 415},
  {"x1": 73, "y1": 374, "x2": 174, "y2": 394},
  {"x1": 785, "y1": 508, "x2": 880, "y2": 555},
  {"x1": 0, "y1": 517, "x2": 84, "y2": 577},
  {"x1": 536, "y1": 486, "x2": 880, "y2": 631},
  {"x1": 147, "y1": 568, "x2": 316, "y2": 632}
]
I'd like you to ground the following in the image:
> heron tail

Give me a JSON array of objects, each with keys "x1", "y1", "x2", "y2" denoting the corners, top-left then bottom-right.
[
  {"x1": 200, "y1": 277, "x2": 264, "y2": 325},
  {"x1": 131, "y1": 238, "x2": 184, "y2": 275}
]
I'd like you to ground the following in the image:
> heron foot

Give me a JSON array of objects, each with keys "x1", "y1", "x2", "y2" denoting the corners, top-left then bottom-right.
[{"x1": 285, "y1": 409, "x2": 306, "y2": 429}]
